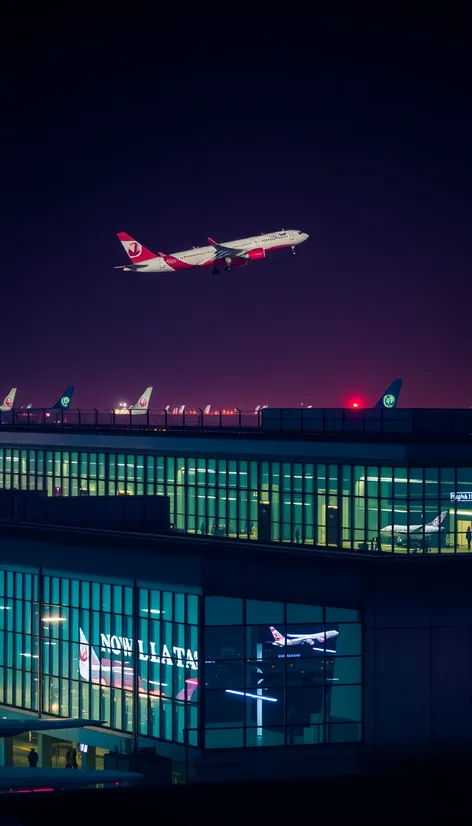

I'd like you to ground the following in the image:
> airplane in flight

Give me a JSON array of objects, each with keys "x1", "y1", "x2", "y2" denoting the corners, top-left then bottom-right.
[
  {"x1": 115, "y1": 229, "x2": 309, "y2": 275},
  {"x1": 380, "y1": 510, "x2": 448, "y2": 541},
  {"x1": 115, "y1": 386, "x2": 153, "y2": 415},
  {"x1": 269, "y1": 626, "x2": 339, "y2": 650},
  {"x1": 0, "y1": 388, "x2": 16, "y2": 412}
]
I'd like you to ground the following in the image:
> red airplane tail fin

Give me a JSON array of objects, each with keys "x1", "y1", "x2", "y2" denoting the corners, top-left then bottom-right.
[
  {"x1": 117, "y1": 232, "x2": 158, "y2": 263},
  {"x1": 270, "y1": 626, "x2": 285, "y2": 644}
]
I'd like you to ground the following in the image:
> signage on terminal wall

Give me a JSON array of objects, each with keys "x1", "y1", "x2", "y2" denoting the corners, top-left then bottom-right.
[
  {"x1": 100, "y1": 633, "x2": 198, "y2": 670},
  {"x1": 450, "y1": 492, "x2": 472, "y2": 502}
]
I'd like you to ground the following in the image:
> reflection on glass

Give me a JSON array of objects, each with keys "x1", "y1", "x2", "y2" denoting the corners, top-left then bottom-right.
[
  {"x1": 0, "y1": 569, "x2": 199, "y2": 745},
  {"x1": 204, "y1": 597, "x2": 362, "y2": 749}
]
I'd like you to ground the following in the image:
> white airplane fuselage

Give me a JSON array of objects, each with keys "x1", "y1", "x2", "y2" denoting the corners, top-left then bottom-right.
[
  {"x1": 382, "y1": 525, "x2": 438, "y2": 535},
  {"x1": 271, "y1": 630, "x2": 339, "y2": 647},
  {"x1": 121, "y1": 229, "x2": 309, "y2": 272}
]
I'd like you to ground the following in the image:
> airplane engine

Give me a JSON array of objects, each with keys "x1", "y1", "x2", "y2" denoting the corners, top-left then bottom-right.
[{"x1": 246, "y1": 247, "x2": 266, "y2": 261}]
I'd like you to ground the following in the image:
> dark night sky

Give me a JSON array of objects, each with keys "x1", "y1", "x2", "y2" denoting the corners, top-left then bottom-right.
[{"x1": 1, "y1": 10, "x2": 470, "y2": 410}]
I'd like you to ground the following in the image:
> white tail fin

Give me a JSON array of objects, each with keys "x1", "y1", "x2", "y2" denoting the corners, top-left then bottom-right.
[
  {"x1": 79, "y1": 627, "x2": 101, "y2": 682},
  {"x1": 178, "y1": 404, "x2": 185, "y2": 414},
  {"x1": 131, "y1": 386, "x2": 153, "y2": 412},
  {"x1": 203, "y1": 404, "x2": 211, "y2": 414},
  {"x1": 270, "y1": 626, "x2": 285, "y2": 644},
  {"x1": 0, "y1": 388, "x2": 16, "y2": 412},
  {"x1": 428, "y1": 511, "x2": 448, "y2": 528}
]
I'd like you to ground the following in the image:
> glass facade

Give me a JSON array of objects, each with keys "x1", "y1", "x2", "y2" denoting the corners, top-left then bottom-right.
[
  {"x1": 0, "y1": 568, "x2": 199, "y2": 746},
  {"x1": 0, "y1": 445, "x2": 472, "y2": 553},
  {"x1": 0, "y1": 566, "x2": 362, "y2": 751},
  {"x1": 204, "y1": 597, "x2": 362, "y2": 748}
]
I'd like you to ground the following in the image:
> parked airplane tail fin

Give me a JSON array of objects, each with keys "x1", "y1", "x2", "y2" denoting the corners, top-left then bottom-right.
[
  {"x1": 374, "y1": 378, "x2": 403, "y2": 409},
  {"x1": 117, "y1": 232, "x2": 158, "y2": 263},
  {"x1": 0, "y1": 388, "x2": 17, "y2": 412},
  {"x1": 428, "y1": 511, "x2": 448, "y2": 528},
  {"x1": 131, "y1": 386, "x2": 153, "y2": 411},
  {"x1": 52, "y1": 386, "x2": 74, "y2": 410}
]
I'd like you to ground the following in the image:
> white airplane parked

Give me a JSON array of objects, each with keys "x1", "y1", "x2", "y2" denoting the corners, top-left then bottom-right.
[
  {"x1": 0, "y1": 388, "x2": 16, "y2": 412},
  {"x1": 116, "y1": 229, "x2": 309, "y2": 275},
  {"x1": 380, "y1": 511, "x2": 447, "y2": 538},
  {"x1": 269, "y1": 626, "x2": 339, "y2": 649},
  {"x1": 203, "y1": 405, "x2": 211, "y2": 414}
]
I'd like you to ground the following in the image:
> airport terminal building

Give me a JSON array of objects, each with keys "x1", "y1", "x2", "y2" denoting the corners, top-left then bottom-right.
[{"x1": 0, "y1": 408, "x2": 472, "y2": 781}]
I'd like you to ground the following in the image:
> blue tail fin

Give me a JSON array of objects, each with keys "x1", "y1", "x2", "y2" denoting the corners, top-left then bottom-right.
[
  {"x1": 52, "y1": 386, "x2": 75, "y2": 410},
  {"x1": 374, "y1": 379, "x2": 403, "y2": 409}
]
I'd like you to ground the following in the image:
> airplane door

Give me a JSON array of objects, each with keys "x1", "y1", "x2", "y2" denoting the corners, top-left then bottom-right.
[{"x1": 327, "y1": 506, "x2": 340, "y2": 547}]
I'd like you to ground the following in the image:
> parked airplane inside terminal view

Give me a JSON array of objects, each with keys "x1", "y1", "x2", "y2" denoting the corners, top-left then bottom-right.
[
  {"x1": 380, "y1": 511, "x2": 448, "y2": 546},
  {"x1": 115, "y1": 229, "x2": 309, "y2": 274}
]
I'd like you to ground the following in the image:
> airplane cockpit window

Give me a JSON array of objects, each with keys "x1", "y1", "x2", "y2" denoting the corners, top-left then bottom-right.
[{"x1": 298, "y1": 230, "x2": 305, "y2": 235}]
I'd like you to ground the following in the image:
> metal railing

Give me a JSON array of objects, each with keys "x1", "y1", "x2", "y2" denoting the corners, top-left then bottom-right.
[
  {"x1": 1, "y1": 406, "x2": 472, "y2": 438},
  {"x1": 0, "y1": 408, "x2": 262, "y2": 432}
]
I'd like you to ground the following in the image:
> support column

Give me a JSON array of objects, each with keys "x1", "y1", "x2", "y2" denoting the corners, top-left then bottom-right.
[
  {"x1": 37, "y1": 733, "x2": 53, "y2": 768},
  {"x1": 80, "y1": 745, "x2": 96, "y2": 770},
  {"x1": 0, "y1": 737, "x2": 14, "y2": 767}
]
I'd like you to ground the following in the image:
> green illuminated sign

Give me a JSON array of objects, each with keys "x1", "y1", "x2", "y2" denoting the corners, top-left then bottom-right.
[
  {"x1": 61, "y1": 396, "x2": 70, "y2": 408},
  {"x1": 382, "y1": 394, "x2": 396, "y2": 409}
]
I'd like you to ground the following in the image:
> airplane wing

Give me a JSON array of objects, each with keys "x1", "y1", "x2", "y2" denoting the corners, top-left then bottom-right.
[
  {"x1": 114, "y1": 264, "x2": 149, "y2": 270},
  {"x1": 208, "y1": 238, "x2": 246, "y2": 260}
]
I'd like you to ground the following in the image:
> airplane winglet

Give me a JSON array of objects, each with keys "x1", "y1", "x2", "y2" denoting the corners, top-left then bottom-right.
[{"x1": 208, "y1": 237, "x2": 217, "y2": 245}]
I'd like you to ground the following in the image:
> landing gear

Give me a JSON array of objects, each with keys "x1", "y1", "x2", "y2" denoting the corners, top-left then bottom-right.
[
  {"x1": 291, "y1": 245, "x2": 296, "y2": 256},
  {"x1": 224, "y1": 265, "x2": 232, "y2": 272},
  {"x1": 212, "y1": 267, "x2": 220, "y2": 275}
]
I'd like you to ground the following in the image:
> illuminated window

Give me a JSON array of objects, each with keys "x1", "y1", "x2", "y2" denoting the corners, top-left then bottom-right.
[{"x1": 203, "y1": 597, "x2": 362, "y2": 749}]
